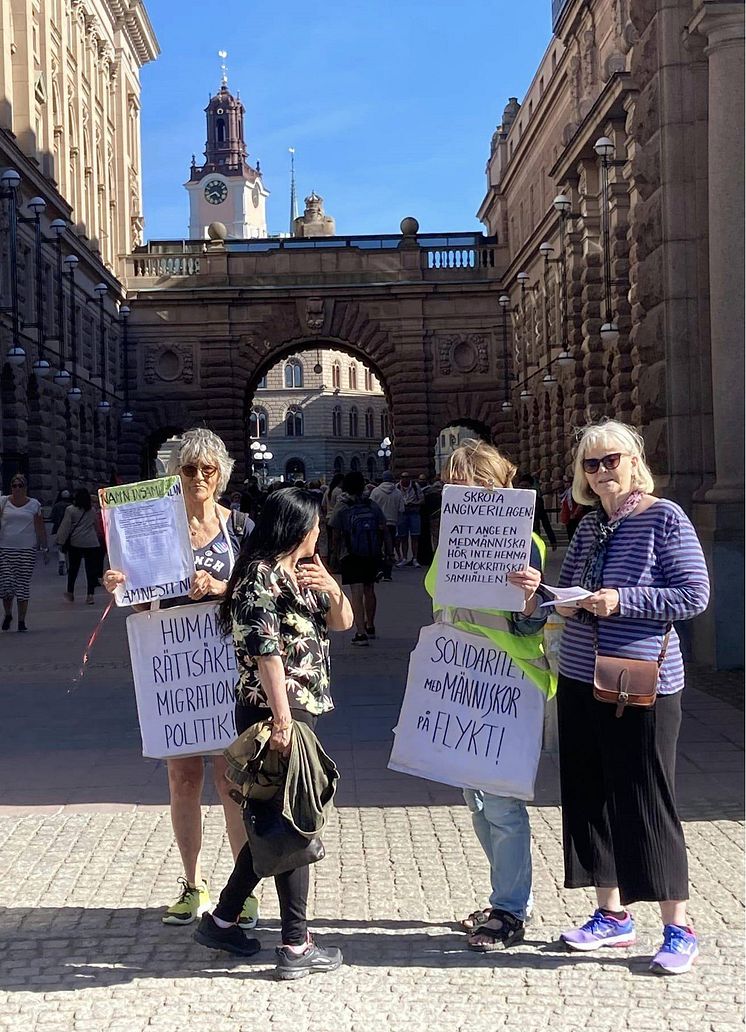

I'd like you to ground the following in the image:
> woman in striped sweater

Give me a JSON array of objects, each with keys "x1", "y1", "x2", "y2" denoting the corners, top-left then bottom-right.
[{"x1": 555, "y1": 421, "x2": 710, "y2": 976}]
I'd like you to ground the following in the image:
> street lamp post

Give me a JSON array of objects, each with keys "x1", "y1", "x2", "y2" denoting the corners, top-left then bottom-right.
[
  {"x1": 594, "y1": 137, "x2": 620, "y2": 347},
  {"x1": 93, "y1": 282, "x2": 110, "y2": 412},
  {"x1": 50, "y1": 219, "x2": 71, "y2": 388},
  {"x1": 23, "y1": 196, "x2": 52, "y2": 379},
  {"x1": 377, "y1": 436, "x2": 392, "y2": 470},
  {"x1": 538, "y1": 242, "x2": 558, "y2": 383},
  {"x1": 0, "y1": 169, "x2": 24, "y2": 366},
  {"x1": 250, "y1": 440, "x2": 273, "y2": 485},
  {"x1": 120, "y1": 304, "x2": 133, "y2": 422},
  {"x1": 552, "y1": 195, "x2": 579, "y2": 372},
  {"x1": 63, "y1": 255, "x2": 82, "y2": 404},
  {"x1": 516, "y1": 271, "x2": 531, "y2": 398},
  {"x1": 498, "y1": 294, "x2": 512, "y2": 411}
]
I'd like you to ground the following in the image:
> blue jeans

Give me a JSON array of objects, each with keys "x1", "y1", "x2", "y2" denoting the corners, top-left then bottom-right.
[{"x1": 463, "y1": 789, "x2": 533, "y2": 920}]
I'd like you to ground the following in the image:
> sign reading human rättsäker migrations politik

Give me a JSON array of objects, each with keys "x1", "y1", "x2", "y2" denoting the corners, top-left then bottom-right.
[
  {"x1": 126, "y1": 603, "x2": 238, "y2": 758},
  {"x1": 388, "y1": 624, "x2": 545, "y2": 800},
  {"x1": 434, "y1": 485, "x2": 536, "y2": 612},
  {"x1": 99, "y1": 476, "x2": 195, "y2": 607}
]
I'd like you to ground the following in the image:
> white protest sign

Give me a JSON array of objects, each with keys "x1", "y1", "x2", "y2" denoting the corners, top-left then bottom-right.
[
  {"x1": 434, "y1": 484, "x2": 535, "y2": 611},
  {"x1": 100, "y1": 477, "x2": 195, "y2": 607},
  {"x1": 126, "y1": 602, "x2": 238, "y2": 758},
  {"x1": 388, "y1": 623, "x2": 545, "y2": 800}
]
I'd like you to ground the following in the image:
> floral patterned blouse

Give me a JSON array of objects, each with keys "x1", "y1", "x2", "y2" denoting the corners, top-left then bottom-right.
[{"x1": 231, "y1": 560, "x2": 333, "y2": 715}]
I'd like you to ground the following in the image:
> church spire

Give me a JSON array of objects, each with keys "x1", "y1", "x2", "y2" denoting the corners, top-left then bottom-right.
[{"x1": 218, "y1": 49, "x2": 228, "y2": 87}]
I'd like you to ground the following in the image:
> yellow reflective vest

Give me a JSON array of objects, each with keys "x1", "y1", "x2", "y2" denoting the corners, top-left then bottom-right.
[{"x1": 424, "y1": 532, "x2": 557, "y2": 700}]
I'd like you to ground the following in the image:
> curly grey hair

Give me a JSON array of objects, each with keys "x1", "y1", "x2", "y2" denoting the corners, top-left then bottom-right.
[{"x1": 167, "y1": 428, "x2": 235, "y2": 495}]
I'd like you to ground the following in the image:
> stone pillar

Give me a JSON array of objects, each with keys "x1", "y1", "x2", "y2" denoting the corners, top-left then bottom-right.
[{"x1": 694, "y1": 2, "x2": 745, "y2": 504}]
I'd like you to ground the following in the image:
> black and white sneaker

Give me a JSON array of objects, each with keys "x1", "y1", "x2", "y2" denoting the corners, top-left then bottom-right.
[
  {"x1": 365, "y1": 626, "x2": 376, "y2": 639},
  {"x1": 351, "y1": 633, "x2": 369, "y2": 647},
  {"x1": 193, "y1": 913, "x2": 261, "y2": 957},
  {"x1": 274, "y1": 940, "x2": 343, "y2": 980}
]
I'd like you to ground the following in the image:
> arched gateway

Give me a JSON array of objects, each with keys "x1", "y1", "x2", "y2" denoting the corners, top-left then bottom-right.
[{"x1": 119, "y1": 227, "x2": 515, "y2": 483}]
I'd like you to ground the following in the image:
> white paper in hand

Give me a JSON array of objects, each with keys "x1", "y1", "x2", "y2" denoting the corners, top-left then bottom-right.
[{"x1": 539, "y1": 584, "x2": 592, "y2": 608}]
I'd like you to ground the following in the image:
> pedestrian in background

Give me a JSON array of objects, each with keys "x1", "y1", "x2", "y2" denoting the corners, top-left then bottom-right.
[
  {"x1": 57, "y1": 488, "x2": 104, "y2": 604},
  {"x1": 370, "y1": 471, "x2": 404, "y2": 579},
  {"x1": 0, "y1": 473, "x2": 48, "y2": 632},
  {"x1": 49, "y1": 489, "x2": 72, "y2": 575},
  {"x1": 396, "y1": 471, "x2": 423, "y2": 568},
  {"x1": 555, "y1": 420, "x2": 710, "y2": 975},
  {"x1": 517, "y1": 474, "x2": 557, "y2": 551}
]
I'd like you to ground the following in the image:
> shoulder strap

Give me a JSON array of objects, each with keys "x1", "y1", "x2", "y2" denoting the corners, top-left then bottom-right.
[{"x1": 230, "y1": 508, "x2": 250, "y2": 536}]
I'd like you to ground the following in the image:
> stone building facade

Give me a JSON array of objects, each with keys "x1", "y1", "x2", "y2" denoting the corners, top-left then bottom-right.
[
  {"x1": 478, "y1": 0, "x2": 744, "y2": 666},
  {"x1": 250, "y1": 349, "x2": 388, "y2": 483},
  {"x1": 0, "y1": 0, "x2": 158, "y2": 496}
]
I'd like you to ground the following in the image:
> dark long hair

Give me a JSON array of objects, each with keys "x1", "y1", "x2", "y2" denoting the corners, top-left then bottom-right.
[
  {"x1": 217, "y1": 487, "x2": 320, "y2": 636},
  {"x1": 73, "y1": 488, "x2": 92, "y2": 511}
]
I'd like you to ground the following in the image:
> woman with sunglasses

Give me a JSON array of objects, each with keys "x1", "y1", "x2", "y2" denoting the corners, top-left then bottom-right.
[
  {"x1": 554, "y1": 420, "x2": 710, "y2": 975},
  {"x1": 0, "y1": 473, "x2": 48, "y2": 632},
  {"x1": 104, "y1": 428, "x2": 257, "y2": 929}
]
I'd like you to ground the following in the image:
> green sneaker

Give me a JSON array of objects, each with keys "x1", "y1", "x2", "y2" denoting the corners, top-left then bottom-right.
[
  {"x1": 162, "y1": 878, "x2": 210, "y2": 925},
  {"x1": 238, "y1": 894, "x2": 260, "y2": 930}
]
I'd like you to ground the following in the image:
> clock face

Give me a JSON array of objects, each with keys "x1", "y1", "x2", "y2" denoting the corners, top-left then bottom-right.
[
  {"x1": 252, "y1": 184, "x2": 260, "y2": 208},
  {"x1": 204, "y1": 179, "x2": 227, "y2": 205}
]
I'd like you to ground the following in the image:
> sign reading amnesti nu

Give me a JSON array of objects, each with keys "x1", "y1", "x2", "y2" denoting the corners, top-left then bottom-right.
[{"x1": 433, "y1": 485, "x2": 536, "y2": 612}]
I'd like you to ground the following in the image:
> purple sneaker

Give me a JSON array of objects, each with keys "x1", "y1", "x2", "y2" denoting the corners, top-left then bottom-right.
[
  {"x1": 650, "y1": 924, "x2": 699, "y2": 975},
  {"x1": 560, "y1": 908, "x2": 636, "y2": 951}
]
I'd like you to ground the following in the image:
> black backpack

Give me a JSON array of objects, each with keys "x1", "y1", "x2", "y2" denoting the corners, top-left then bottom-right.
[{"x1": 343, "y1": 500, "x2": 380, "y2": 558}]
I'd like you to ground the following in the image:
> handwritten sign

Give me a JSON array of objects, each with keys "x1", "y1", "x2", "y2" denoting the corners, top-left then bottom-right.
[
  {"x1": 434, "y1": 484, "x2": 535, "y2": 611},
  {"x1": 126, "y1": 603, "x2": 238, "y2": 758},
  {"x1": 100, "y1": 477, "x2": 195, "y2": 607},
  {"x1": 388, "y1": 624, "x2": 545, "y2": 800}
]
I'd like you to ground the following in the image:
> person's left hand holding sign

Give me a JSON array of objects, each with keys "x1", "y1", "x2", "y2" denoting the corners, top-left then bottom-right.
[
  {"x1": 507, "y1": 566, "x2": 542, "y2": 614},
  {"x1": 188, "y1": 569, "x2": 226, "y2": 600}
]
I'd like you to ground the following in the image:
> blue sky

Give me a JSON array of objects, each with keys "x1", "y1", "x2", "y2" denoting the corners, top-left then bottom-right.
[{"x1": 140, "y1": 0, "x2": 552, "y2": 240}]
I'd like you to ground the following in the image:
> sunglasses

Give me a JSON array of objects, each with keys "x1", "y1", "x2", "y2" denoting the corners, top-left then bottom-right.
[
  {"x1": 582, "y1": 453, "x2": 627, "y2": 474},
  {"x1": 181, "y1": 464, "x2": 218, "y2": 480}
]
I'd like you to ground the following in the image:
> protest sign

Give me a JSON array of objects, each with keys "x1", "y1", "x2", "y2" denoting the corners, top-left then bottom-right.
[
  {"x1": 433, "y1": 484, "x2": 535, "y2": 611},
  {"x1": 126, "y1": 602, "x2": 238, "y2": 758},
  {"x1": 100, "y1": 476, "x2": 195, "y2": 607},
  {"x1": 388, "y1": 623, "x2": 545, "y2": 800}
]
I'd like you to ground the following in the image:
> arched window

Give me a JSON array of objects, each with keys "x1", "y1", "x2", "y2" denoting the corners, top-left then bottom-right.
[
  {"x1": 349, "y1": 406, "x2": 359, "y2": 437},
  {"x1": 284, "y1": 359, "x2": 303, "y2": 389},
  {"x1": 249, "y1": 408, "x2": 267, "y2": 438},
  {"x1": 333, "y1": 455, "x2": 344, "y2": 474},
  {"x1": 365, "y1": 408, "x2": 374, "y2": 438},
  {"x1": 380, "y1": 411, "x2": 389, "y2": 438},
  {"x1": 364, "y1": 368, "x2": 373, "y2": 392},
  {"x1": 348, "y1": 364, "x2": 357, "y2": 390},
  {"x1": 332, "y1": 405, "x2": 342, "y2": 437},
  {"x1": 217, "y1": 118, "x2": 226, "y2": 143},
  {"x1": 331, "y1": 362, "x2": 341, "y2": 389},
  {"x1": 350, "y1": 456, "x2": 361, "y2": 473},
  {"x1": 256, "y1": 374, "x2": 267, "y2": 390},
  {"x1": 285, "y1": 406, "x2": 303, "y2": 436}
]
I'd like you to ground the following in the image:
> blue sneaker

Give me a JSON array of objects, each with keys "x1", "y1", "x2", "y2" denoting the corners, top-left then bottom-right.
[
  {"x1": 560, "y1": 908, "x2": 636, "y2": 951},
  {"x1": 650, "y1": 924, "x2": 699, "y2": 975}
]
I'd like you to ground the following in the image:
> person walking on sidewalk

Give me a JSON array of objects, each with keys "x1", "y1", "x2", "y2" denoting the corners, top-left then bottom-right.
[
  {"x1": 370, "y1": 471, "x2": 404, "y2": 579},
  {"x1": 194, "y1": 487, "x2": 354, "y2": 979},
  {"x1": 328, "y1": 471, "x2": 385, "y2": 646},
  {"x1": 57, "y1": 489, "x2": 104, "y2": 604},
  {"x1": 0, "y1": 473, "x2": 48, "y2": 632},
  {"x1": 396, "y1": 471, "x2": 423, "y2": 567},
  {"x1": 425, "y1": 439, "x2": 556, "y2": 951},
  {"x1": 50, "y1": 489, "x2": 72, "y2": 575},
  {"x1": 103, "y1": 428, "x2": 258, "y2": 929},
  {"x1": 554, "y1": 420, "x2": 710, "y2": 975}
]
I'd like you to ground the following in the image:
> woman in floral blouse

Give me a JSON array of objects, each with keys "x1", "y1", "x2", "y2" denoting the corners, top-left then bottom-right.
[{"x1": 195, "y1": 487, "x2": 353, "y2": 980}]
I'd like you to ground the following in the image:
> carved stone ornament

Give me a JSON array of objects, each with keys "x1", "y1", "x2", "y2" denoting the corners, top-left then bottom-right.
[
  {"x1": 143, "y1": 344, "x2": 194, "y2": 385},
  {"x1": 305, "y1": 297, "x2": 325, "y2": 334},
  {"x1": 437, "y1": 334, "x2": 488, "y2": 376}
]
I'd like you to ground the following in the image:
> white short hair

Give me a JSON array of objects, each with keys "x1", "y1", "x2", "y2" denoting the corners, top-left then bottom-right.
[
  {"x1": 572, "y1": 420, "x2": 655, "y2": 505},
  {"x1": 167, "y1": 428, "x2": 235, "y2": 495}
]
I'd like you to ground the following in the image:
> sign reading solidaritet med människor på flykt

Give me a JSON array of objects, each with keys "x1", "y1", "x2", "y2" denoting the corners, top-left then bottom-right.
[
  {"x1": 433, "y1": 485, "x2": 536, "y2": 612},
  {"x1": 388, "y1": 624, "x2": 545, "y2": 800},
  {"x1": 99, "y1": 476, "x2": 195, "y2": 607},
  {"x1": 126, "y1": 603, "x2": 238, "y2": 758}
]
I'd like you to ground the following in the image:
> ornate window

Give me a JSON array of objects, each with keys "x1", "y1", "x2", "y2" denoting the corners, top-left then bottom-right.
[
  {"x1": 249, "y1": 408, "x2": 267, "y2": 438},
  {"x1": 380, "y1": 411, "x2": 389, "y2": 439},
  {"x1": 331, "y1": 362, "x2": 341, "y2": 389},
  {"x1": 365, "y1": 408, "x2": 375, "y2": 438},
  {"x1": 256, "y1": 373, "x2": 267, "y2": 389},
  {"x1": 332, "y1": 405, "x2": 342, "y2": 437},
  {"x1": 284, "y1": 358, "x2": 303, "y2": 389},
  {"x1": 367, "y1": 456, "x2": 376, "y2": 478},
  {"x1": 350, "y1": 456, "x2": 361, "y2": 473},
  {"x1": 285, "y1": 406, "x2": 303, "y2": 436},
  {"x1": 349, "y1": 406, "x2": 359, "y2": 437},
  {"x1": 333, "y1": 455, "x2": 344, "y2": 474},
  {"x1": 348, "y1": 363, "x2": 357, "y2": 390},
  {"x1": 364, "y1": 368, "x2": 373, "y2": 391}
]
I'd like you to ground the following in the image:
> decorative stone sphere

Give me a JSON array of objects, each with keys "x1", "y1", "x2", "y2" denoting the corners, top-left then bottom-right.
[
  {"x1": 207, "y1": 221, "x2": 227, "y2": 240},
  {"x1": 400, "y1": 217, "x2": 419, "y2": 237}
]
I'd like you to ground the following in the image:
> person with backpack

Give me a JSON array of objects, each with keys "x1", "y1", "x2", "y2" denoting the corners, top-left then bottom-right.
[{"x1": 328, "y1": 471, "x2": 385, "y2": 646}]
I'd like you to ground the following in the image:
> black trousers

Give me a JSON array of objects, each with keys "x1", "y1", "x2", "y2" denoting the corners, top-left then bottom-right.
[
  {"x1": 213, "y1": 702, "x2": 318, "y2": 945},
  {"x1": 557, "y1": 674, "x2": 689, "y2": 906},
  {"x1": 67, "y1": 546, "x2": 102, "y2": 595}
]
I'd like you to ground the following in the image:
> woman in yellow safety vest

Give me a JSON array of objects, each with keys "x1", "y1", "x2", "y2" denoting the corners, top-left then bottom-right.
[{"x1": 425, "y1": 438, "x2": 556, "y2": 951}]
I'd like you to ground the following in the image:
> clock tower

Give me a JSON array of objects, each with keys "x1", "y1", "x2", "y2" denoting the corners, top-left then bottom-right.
[{"x1": 185, "y1": 79, "x2": 269, "y2": 239}]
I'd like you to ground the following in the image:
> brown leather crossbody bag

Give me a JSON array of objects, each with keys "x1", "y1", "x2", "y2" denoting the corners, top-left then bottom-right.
[{"x1": 592, "y1": 620, "x2": 672, "y2": 718}]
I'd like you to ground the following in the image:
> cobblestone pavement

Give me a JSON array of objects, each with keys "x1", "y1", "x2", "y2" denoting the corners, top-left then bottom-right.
[{"x1": 0, "y1": 556, "x2": 743, "y2": 1031}]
